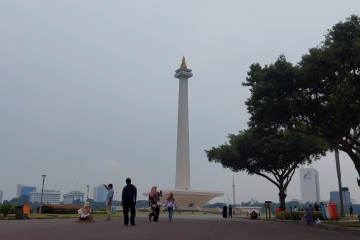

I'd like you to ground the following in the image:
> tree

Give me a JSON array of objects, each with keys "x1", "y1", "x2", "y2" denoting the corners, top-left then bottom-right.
[
  {"x1": 243, "y1": 15, "x2": 360, "y2": 216},
  {"x1": 9, "y1": 195, "x2": 31, "y2": 205},
  {"x1": 244, "y1": 15, "x2": 360, "y2": 180},
  {"x1": 205, "y1": 129, "x2": 327, "y2": 211}
]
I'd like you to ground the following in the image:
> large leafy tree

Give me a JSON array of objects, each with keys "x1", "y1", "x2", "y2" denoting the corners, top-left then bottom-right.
[
  {"x1": 205, "y1": 129, "x2": 327, "y2": 210},
  {"x1": 243, "y1": 15, "x2": 360, "y2": 186}
]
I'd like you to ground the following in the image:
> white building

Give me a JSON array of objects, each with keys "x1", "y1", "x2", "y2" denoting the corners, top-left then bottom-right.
[
  {"x1": 300, "y1": 168, "x2": 321, "y2": 203},
  {"x1": 0, "y1": 189, "x2": 3, "y2": 203},
  {"x1": 30, "y1": 190, "x2": 61, "y2": 205},
  {"x1": 93, "y1": 185, "x2": 108, "y2": 202},
  {"x1": 63, "y1": 191, "x2": 85, "y2": 204}
]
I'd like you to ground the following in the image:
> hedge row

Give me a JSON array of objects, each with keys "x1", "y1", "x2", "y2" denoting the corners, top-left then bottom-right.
[
  {"x1": 36, "y1": 204, "x2": 79, "y2": 214},
  {"x1": 93, "y1": 211, "x2": 107, "y2": 214},
  {"x1": 276, "y1": 211, "x2": 327, "y2": 220}
]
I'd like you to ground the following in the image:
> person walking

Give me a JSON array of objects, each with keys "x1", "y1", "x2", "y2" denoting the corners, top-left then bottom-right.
[
  {"x1": 148, "y1": 186, "x2": 162, "y2": 222},
  {"x1": 228, "y1": 204, "x2": 233, "y2": 219},
  {"x1": 103, "y1": 184, "x2": 114, "y2": 220},
  {"x1": 349, "y1": 205, "x2": 353, "y2": 217},
  {"x1": 122, "y1": 178, "x2": 137, "y2": 226},
  {"x1": 165, "y1": 192, "x2": 176, "y2": 222}
]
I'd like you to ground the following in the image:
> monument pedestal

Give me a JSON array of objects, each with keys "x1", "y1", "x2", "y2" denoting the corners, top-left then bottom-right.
[{"x1": 143, "y1": 189, "x2": 224, "y2": 210}]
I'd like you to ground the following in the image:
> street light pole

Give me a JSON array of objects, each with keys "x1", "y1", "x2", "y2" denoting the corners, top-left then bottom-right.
[
  {"x1": 39, "y1": 175, "x2": 46, "y2": 214},
  {"x1": 87, "y1": 185, "x2": 90, "y2": 200},
  {"x1": 116, "y1": 192, "x2": 118, "y2": 211}
]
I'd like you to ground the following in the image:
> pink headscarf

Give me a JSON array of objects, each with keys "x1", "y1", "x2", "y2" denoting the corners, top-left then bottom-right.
[
  {"x1": 166, "y1": 192, "x2": 175, "y2": 202},
  {"x1": 149, "y1": 186, "x2": 157, "y2": 198}
]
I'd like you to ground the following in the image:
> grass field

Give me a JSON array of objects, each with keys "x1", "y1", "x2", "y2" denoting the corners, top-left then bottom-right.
[
  {"x1": 324, "y1": 221, "x2": 360, "y2": 229},
  {"x1": 1, "y1": 210, "x2": 221, "y2": 219}
]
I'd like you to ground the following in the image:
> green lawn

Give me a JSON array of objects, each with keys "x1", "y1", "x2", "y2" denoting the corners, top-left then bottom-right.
[
  {"x1": 2, "y1": 210, "x2": 221, "y2": 219},
  {"x1": 339, "y1": 215, "x2": 360, "y2": 221},
  {"x1": 4, "y1": 213, "x2": 123, "y2": 219},
  {"x1": 324, "y1": 221, "x2": 360, "y2": 229}
]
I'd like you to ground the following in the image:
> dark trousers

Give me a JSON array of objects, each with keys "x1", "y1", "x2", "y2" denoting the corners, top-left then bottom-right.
[
  {"x1": 123, "y1": 203, "x2": 136, "y2": 224},
  {"x1": 229, "y1": 211, "x2": 232, "y2": 218}
]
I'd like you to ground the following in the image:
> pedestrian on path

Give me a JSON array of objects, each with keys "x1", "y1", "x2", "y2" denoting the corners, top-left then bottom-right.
[
  {"x1": 103, "y1": 184, "x2": 114, "y2": 220},
  {"x1": 222, "y1": 205, "x2": 228, "y2": 218},
  {"x1": 349, "y1": 205, "x2": 353, "y2": 217},
  {"x1": 165, "y1": 192, "x2": 176, "y2": 222},
  {"x1": 228, "y1": 204, "x2": 232, "y2": 219},
  {"x1": 148, "y1": 186, "x2": 162, "y2": 222},
  {"x1": 122, "y1": 178, "x2": 137, "y2": 226}
]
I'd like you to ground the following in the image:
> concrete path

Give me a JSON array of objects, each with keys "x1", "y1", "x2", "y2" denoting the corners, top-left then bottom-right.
[{"x1": 0, "y1": 214, "x2": 358, "y2": 240}]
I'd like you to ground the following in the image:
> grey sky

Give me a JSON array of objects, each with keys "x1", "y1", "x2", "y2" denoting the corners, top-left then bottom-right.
[{"x1": 1, "y1": 0, "x2": 359, "y2": 204}]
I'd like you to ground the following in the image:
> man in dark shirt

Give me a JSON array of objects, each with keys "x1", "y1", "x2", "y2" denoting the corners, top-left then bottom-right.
[
  {"x1": 228, "y1": 204, "x2": 233, "y2": 218},
  {"x1": 122, "y1": 178, "x2": 137, "y2": 226}
]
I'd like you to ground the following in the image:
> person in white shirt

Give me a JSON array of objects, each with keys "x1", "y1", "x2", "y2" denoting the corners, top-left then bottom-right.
[
  {"x1": 104, "y1": 183, "x2": 114, "y2": 220},
  {"x1": 165, "y1": 192, "x2": 176, "y2": 223}
]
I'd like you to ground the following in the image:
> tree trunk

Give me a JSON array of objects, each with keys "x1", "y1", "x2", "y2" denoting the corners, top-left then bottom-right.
[
  {"x1": 334, "y1": 149, "x2": 345, "y2": 217},
  {"x1": 339, "y1": 138, "x2": 360, "y2": 187},
  {"x1": 278, "y1": 182, "x2": 287, "y2": 211}
]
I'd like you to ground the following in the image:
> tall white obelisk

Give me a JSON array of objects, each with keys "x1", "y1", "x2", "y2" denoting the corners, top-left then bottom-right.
[
  {"x1": 143, "y1": 57, "x2": 224, "y2": 209},
  {"x1": 174, "y1": 57, "x2": 193, "y2": 190}
]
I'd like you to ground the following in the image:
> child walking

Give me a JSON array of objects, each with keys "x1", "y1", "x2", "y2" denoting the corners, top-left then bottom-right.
[{"x1": 165, "y1": 192, "x2": 176, "y2": 223}]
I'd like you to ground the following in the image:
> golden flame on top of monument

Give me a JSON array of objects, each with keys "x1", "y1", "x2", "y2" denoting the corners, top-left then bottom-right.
[{"x1": 180, "y1": 56, "x2": 187, "y2": 69}]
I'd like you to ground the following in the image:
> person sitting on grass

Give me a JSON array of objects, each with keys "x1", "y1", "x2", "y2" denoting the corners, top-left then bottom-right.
[
  {"x1": 75, "y1": 202, "x2": 95, "y2": 223},
  {"x1": 301, "y1": 207, "x2": 314, "y2": 226}
]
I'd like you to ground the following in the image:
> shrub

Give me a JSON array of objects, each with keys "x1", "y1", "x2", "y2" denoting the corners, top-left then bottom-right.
[
  {"x1": 36, "y1": 204, "x2": 80, "y2": 214},
  {"x1": 99, "y1": 208, "x2": 106, "y2": 211},
  {"x1": 93, "y1": 211, "x2": 107, "y2": 214},
  {"x1": 0, "y1": 203, "x2": 13, "y2": 217},
  {"x1": 276, "y1": 211, "x2": 326, "y2": 220}
]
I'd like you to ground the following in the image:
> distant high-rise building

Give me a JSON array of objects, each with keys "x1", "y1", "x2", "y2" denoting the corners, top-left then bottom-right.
[
  {"x1": 63, "y1": 191, "x2": 85, "y2": 204},
  {"x1": 30, "y1": 190, "x2": 61, "y2": 205},
  {"x1": 300, "y1": 168, "x2": 321, "y2": 203},
  {"x1": 16, "y1": 184, "x2": 37, "y2": 198},
  {"x1": 330, "y1": 191, "x2": 351, "y2": 204},
  {"x1": 93, "y1": 185, "x2": 107, "y2": 202},
  {"x1": 21, "y1": 186, "x2": 37, "y2": 197},
  {"x1": 0, "y1": 190, "x2": 3, "y2": 203}
]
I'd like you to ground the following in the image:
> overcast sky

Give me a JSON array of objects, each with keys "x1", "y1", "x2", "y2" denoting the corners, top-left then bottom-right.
[{"x1": 1, "y1": 0, "x2": 359, "y2": 204}]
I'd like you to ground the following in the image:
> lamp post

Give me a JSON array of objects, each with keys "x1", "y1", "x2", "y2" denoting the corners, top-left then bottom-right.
[
  {"x1": 39, "y1": 175, "x2": 46, "y2": 214},
  {"x1": 87, "y1": 185, "x2": 90, "y2": 200}
]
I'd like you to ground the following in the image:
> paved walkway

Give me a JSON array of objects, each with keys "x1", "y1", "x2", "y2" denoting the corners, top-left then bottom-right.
[{"x1": 0, "y1": 214, "x2": 358, "y2": 240}]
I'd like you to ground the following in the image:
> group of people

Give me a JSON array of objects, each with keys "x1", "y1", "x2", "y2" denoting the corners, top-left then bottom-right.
[
  {"x1": 222, "y1": 204, "x2": 233, "y2": 218},
  {"x1": 147, "y1": 186, "x2": 177, "y2": 223},
  {"x1": 75, "y1": 180, "x2": 177, "y2": 225},
  {"x1": 75, "y1": 178, "x2": 138, "y2": 225}
]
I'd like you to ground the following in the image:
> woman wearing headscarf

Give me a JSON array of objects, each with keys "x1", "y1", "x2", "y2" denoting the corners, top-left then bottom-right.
[
  {"x1": 222, "y1": 205, "x2": 228, "y2": 218},
  {"x1": 75, "y1": 202, "x2": 95, "y2": 223},
  {"x1": 165, "y1": 192, "x2": 176, "y2": 222},
  {"x1": 148, "y1": 186, "x2": 162, "y2": 222},
  {"x1": 301, "y1": 207, "x2": 315, "y2": 226}
]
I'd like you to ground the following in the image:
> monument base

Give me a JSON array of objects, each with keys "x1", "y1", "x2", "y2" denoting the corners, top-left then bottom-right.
[{"x1": 143, "y1": 189, "x2": 224, "y2": 210}]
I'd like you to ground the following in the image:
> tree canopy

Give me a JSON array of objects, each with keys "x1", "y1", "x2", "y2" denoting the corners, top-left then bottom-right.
[
  {"x1": 206, "y1": 129, "x2": 327, "y2": 210},
  {"x1": 243, "y1": 15, "x2": 360, "y2": 185}
]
